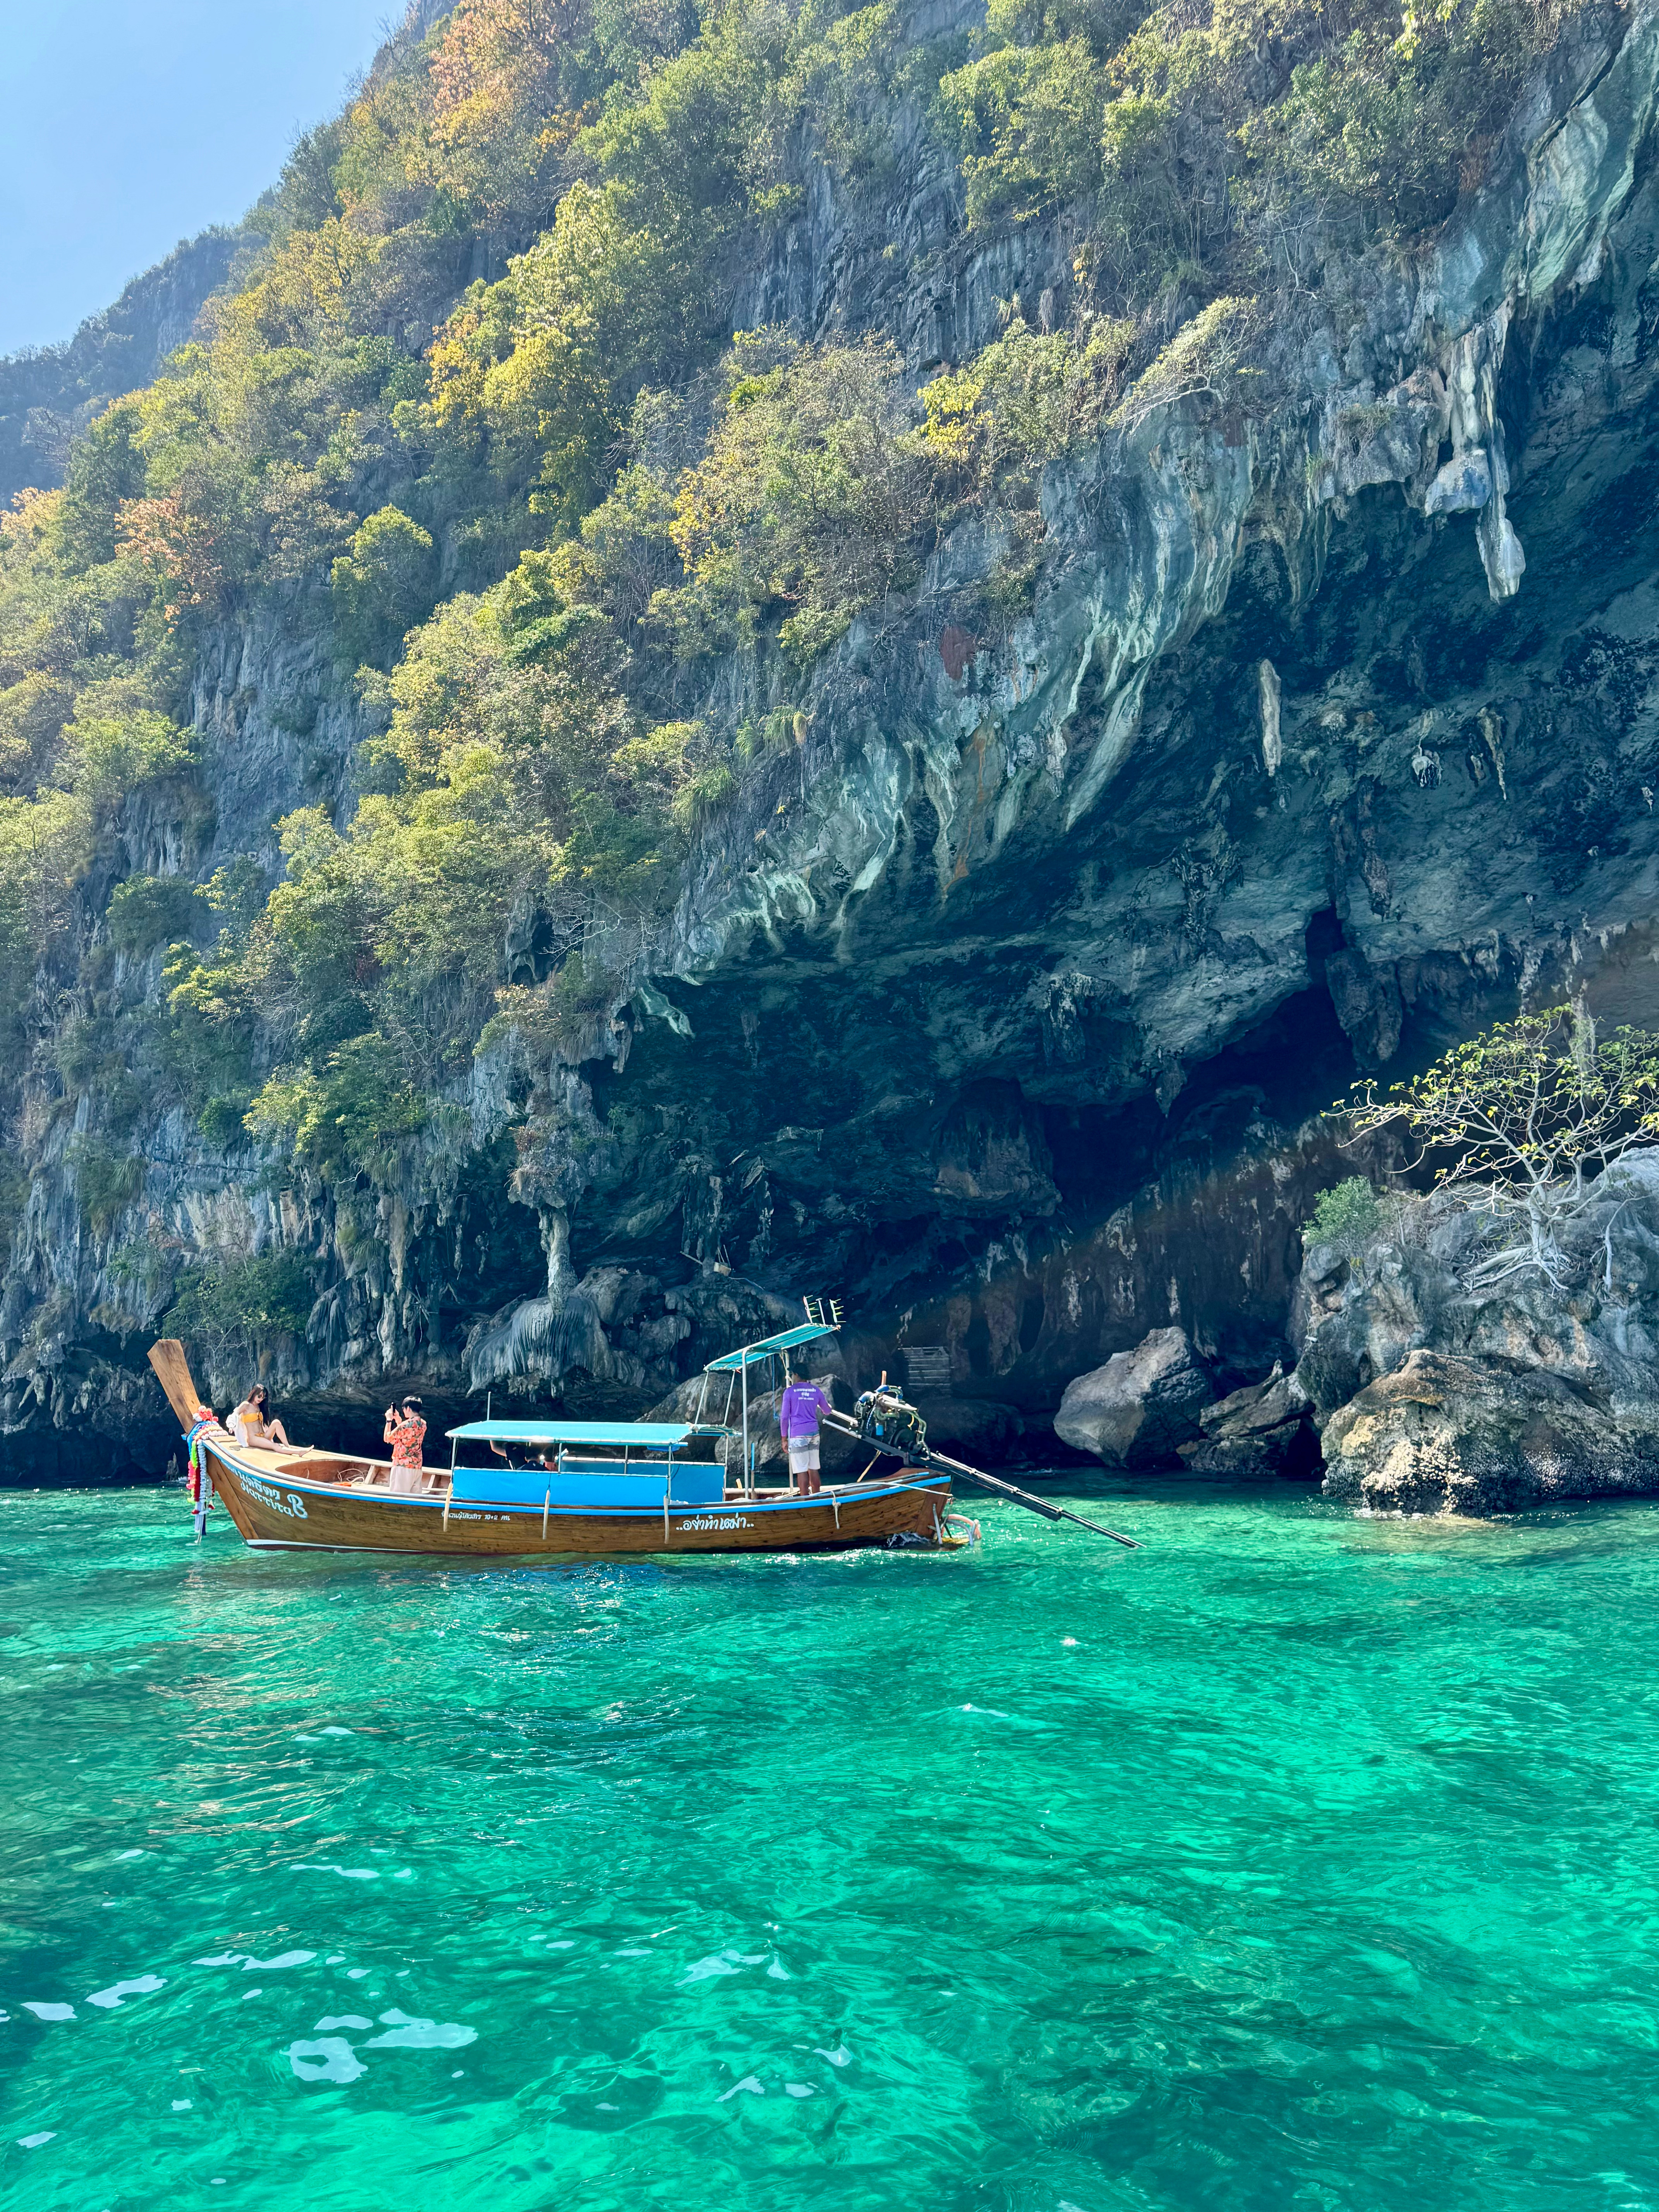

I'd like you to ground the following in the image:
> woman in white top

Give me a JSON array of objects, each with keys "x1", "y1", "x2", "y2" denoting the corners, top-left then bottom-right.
[{"x1": 231, "y1": 1384, "x2": 290, "y2": 1448}]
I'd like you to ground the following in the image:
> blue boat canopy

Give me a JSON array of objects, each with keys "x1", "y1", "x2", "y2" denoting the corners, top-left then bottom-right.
[
  {"x1": 703, "y1": 1321, "x2": 839, "y2": 1374},
  {"x1": 447, "y1": 1419, "x2": 724, "y2": 1448}
]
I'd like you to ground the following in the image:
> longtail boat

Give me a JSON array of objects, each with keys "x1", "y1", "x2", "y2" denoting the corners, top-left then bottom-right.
[{"x1": 146, "y1": 1322, "x2": 972, "y2": 1559}]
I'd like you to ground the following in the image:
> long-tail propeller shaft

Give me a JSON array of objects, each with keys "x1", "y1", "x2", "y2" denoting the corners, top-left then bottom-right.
[{"x1": 819, "y1": 1408, "x2": 1140, "y2": 1549}]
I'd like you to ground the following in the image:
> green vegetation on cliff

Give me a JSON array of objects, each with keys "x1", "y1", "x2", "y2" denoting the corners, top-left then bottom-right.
[
  {"x1": 939, "y1": 0, "x2": 1586, "y2": 254},
  {"x1": 0, "y1": 0, "x2": 1597, "y2": 1317}
]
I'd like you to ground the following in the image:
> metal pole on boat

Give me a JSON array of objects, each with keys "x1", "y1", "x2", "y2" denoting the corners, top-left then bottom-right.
[
  {"x1": 819, "y1": 1411, "x2": 1140, "y2": 1547},
  {"x1": 742, "y1": 1357, "x2": 750, "y2": 1499}
]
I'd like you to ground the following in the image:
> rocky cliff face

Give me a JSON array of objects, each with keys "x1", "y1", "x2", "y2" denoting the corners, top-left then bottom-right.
[
  {"x1": 0, "y1": 227, "x2": 250, "y2": 507},
  {"x1": 13, "y1": 0, "x2": 1659, "y2": 1484}
]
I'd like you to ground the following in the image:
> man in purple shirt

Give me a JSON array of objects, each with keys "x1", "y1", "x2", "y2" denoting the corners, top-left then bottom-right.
[{"x1": 779, "y1": 1367, "x2": 832, "y2": 1497}]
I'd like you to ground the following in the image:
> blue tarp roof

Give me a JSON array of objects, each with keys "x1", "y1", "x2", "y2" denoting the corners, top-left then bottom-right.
[
  {"x1": 703, "y1": 1321, "x2": 838, "y2": 1373},
  {"x1": 447, "y1": 1420, "x2": 724, "y2": 1447}
]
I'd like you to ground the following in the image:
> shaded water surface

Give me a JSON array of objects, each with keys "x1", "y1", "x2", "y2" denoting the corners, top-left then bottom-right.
[{"x1": 3, "y1": 1482, "x2": 1657, "y2": 2210}]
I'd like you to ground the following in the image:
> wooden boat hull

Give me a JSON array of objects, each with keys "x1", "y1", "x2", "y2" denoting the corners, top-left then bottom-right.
[{"x1": 199, "y1": 1435, "x2": 956, "y2": 1558}]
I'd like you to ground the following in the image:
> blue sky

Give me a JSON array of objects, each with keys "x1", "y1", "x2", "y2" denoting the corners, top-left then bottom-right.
[{"x1": 0, "y1": 1, "x2": 400, "y2": 356}]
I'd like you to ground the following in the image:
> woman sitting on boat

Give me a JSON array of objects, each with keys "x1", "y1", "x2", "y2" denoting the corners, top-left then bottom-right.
[
  {"x1": 384, "y1": 1396, "x2": 427, "y2": 1491},
  {"x1": 231, "y1": 1385, "x2": 289, "y2": 1449}
]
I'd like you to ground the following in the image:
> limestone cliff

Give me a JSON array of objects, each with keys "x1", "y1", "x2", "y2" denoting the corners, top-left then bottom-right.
[
  {"x1": 0, "y1": 227, "x2": 251, "y2": 507},
  {"x1": 1295, "y1": 1153, "x2": 1659, "y2": 1511},
  {"x1": 12, "y1": 0, "x2": 1659, "y2": 1482}
]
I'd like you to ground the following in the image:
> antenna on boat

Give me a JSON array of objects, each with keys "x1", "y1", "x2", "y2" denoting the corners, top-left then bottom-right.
[{"x1": 802, "y1": 1295, "x2": 843, "y2": 1329}]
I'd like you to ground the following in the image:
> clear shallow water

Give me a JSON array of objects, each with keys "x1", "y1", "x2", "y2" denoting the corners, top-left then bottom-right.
[{"x1": 3, "y1": 1483, "x2": 1659, "y2": 2212}]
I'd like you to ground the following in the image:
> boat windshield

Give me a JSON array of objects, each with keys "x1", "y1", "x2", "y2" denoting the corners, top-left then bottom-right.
[
  {"x1": 445, "y1": 1419, "x2": 730, "y2": 1472},
  {"x1": 447, "y1": 1420, "x2": 715, "y2": 1448}
]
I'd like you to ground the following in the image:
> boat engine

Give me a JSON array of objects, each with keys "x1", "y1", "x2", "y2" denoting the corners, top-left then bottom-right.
[{"x1": 852, "y1": 1381, "x2": 928, "y2": 1459}]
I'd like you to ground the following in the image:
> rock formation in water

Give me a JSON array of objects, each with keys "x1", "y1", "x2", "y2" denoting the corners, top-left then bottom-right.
[
  {"x1": 9, "y1": 0, "x2": 1659, "y2": 1487},
  {"x1": 1054, "y1": 1328, "x2": 1214, "y2": 1467},
  {"x1": 1179, "y1": 1366, "x2": 1320, "y2": 1481},
  {"x1": 1058, "y1": 1139, "x2": 1659, "y2": 1508},
  {"x1": 1296, "y1": 1155, "x2": 1659, "y2": 1510}
]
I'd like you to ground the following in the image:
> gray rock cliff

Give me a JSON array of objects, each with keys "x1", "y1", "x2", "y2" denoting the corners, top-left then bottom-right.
[
  {"x1": 17, "y1": 0, "x2": 1659, "y2": 1486},
  {"x1": 1294, "y1": 1152, "x2": 1659, "y2": 1510}
]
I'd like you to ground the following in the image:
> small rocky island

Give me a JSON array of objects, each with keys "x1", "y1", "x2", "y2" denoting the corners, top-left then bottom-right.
[{"x1": 1057, "y1": 1163, "x2": 1659, "y2": 1514}]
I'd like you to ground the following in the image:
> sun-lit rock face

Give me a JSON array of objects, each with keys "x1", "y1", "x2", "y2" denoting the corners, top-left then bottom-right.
[
  {"x1": 1321, "y1": 1349, "x2": 1659, "y2": 1513},
  {"x1": 12, "y1": 2, "x2": 1659, "y2": 1479},
  {"x1": 1295, "y1": 1153, "x2": 1659, "y2": 1509}
]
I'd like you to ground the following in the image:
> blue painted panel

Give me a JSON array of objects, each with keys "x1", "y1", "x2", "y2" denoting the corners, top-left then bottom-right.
[
  {"x1": 450, "y1": 1464, "x2": 726, "y2": 1509},
  {"x1": 668, "y1": 1466, "x2": 724, "y2": 1505}
]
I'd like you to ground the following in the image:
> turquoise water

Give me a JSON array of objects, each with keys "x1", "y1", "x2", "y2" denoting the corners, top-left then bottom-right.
[{"x1": 4, "y1": 1483, "x2": 1659, "y2": 2212}]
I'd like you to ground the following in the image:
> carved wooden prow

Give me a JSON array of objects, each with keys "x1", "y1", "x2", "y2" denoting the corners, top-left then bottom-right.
[{"x1": 149, "y1": 1338, "x2": 206, "y2": 1430}]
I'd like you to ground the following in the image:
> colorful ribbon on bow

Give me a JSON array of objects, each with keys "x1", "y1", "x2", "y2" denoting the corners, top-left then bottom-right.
[{"x1": 184, "y1": 1405, "x2": 224, "y2": 1536}]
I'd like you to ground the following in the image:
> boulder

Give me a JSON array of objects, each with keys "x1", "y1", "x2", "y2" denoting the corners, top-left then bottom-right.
[
  {"x1": 1178, "y1": 1365, "x2": 1321, "y2": 1479},
  {"x1": 1054, "y1": 1328, "x2": 1214, "y2": 1468},
  {"x1": 1293, "y1": 1154, "x2": 1659, "y2": 1512},
  {"x1": 1321, "y1": 1348, "x2": 1659, "y2": 1513}
]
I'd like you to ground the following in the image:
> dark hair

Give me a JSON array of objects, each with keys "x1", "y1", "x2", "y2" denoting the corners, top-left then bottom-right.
[
  {"x1": 250, "y1": 1385, "x2": 269, "y2": 1408},
  {"x1": 401, "y1": 1395, "x2": 424, "y2": 1414}
]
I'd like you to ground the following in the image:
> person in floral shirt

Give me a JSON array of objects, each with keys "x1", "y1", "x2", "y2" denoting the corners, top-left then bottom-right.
[{"x1": 383, "y1": 1396, "x2": 427, "y2": 1492}]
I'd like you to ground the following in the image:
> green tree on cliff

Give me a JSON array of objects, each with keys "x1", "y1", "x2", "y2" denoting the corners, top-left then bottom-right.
[{"x1": 1340, "y1": 1004, "x2": 1659, "y2": 1290}]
